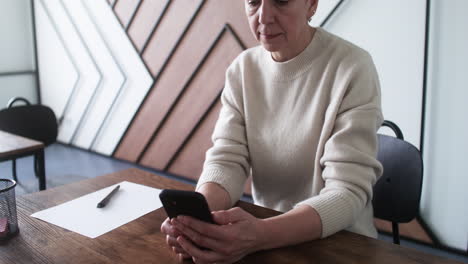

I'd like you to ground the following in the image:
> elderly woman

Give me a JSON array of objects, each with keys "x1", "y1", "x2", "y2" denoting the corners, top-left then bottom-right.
[{"x1": 161, "y1": 0, "x2": 383, "y2": 263}]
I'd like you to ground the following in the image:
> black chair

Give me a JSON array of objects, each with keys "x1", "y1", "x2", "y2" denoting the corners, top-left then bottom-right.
[
  {"x1": 0, "y1": 97, "x2": 57, "y2": 190},
  {"x1": 373, "y1": 120, "x2": 423, "y2": 244}
]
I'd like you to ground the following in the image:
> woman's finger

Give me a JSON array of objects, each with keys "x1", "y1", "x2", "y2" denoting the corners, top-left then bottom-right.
[
  {"x1": 172, "y1": 246, "x2": 189, "y2": 256},
  {"x1": 161, "y1": 218, "x2": 182, "y2": 237},
  {"x1": 172, "y1": 219, "x2": 231, "y2": 254},
  {"x1": 161, "y1": 218, "x2": 171, "y2": 231},
  {"x1": 177, "y1": 253, "x2": 191, "y2": 262},
  {"x1": 175, "y1": 216, "x2": 230, "y2": 241},
  {"x1": 166, "y1": 235, "x2": 183, "y2": 248},
  {"x1": 167, "y1": 234, "x2": 192, "y2": 255},
  {"x1": 168, "y1": 236, "x2": 191, "y2": 260},
  {"x1": 177, "y1": 235, "x2": 225, "y2": 263}
]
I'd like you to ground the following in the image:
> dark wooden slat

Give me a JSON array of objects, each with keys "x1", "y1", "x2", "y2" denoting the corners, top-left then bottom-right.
[
  {"x1": 142, "y1": 0, "x2": 203, "y2": 76},
  {"x1": 140, "y1": 29, "x2": 243, "y2": 169},
  {"x1": 113, "y1": 0, "x2": 141, "y2": 28},
  {"x1": 166, "y1": 97, "x2": 254, "y2": 195},
  {"x1": 112, "y1": 1, "x2": 205, "y2": 159},
  {"x1": 162, "y1": 23, "x2": 247, "y2": 178},
  {"x1": 114, "y1": 0, "x2": 204, "y2": 163},
  {"x1": 127, "y1": 0, "x2": 169, "y2": 52},
  {"x1": 163, "y1": 24, "x2": 246, "y2": 171},
  {"x1": 114, "y1": 0, "x2": 255, "y2": 163},
  {"x1": 167, "y1": 101, "x2": 222, "y2": 179},
  {"x1": 124, "y1": 0, "x2": 143, "y2": 32}
]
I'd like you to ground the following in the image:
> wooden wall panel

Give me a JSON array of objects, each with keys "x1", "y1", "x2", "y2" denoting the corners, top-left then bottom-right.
[
  {"x1": 168, "y1": 101, "x2": 222, "y2": 179},
  {"x1": 113, "y1": 0, "x2": 141, "y2": 29},
  {"x1": 114, "y1": 0, "x2": 204, "y2": 162},
  {"x1": 127, "y1": 0, "x2": 169, "y2": 52},
  {"x1": 167, "y1": 99, "x2": 253, "y2": 196},
  {"x1": 142, "y1": 0, "x2": 203, "y2": 76},
  {"x1": 114, "y1": 0, "x2": 256, "y2": 163},
  {"x1": 140, "y1": 29, "x2": 243, "y2": 169}
]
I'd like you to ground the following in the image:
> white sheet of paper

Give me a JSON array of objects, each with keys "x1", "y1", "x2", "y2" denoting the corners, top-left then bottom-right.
[{"x1": 31, "y1": 181, "x2": 163, "y2": 238}]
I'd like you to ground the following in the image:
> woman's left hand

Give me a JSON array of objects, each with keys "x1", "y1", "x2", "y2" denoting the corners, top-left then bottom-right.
[{"x1": 171, "y1": 207, "x2": 265, "y2": 264}]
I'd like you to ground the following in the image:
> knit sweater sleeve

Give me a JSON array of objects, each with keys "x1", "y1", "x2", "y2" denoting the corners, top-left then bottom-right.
[
  {"x1": 195, "y1": 60, "x2": 249, "y2": 206},
  {"x1": 296, "y1": 53, "x2": 383, "y2": 238}
]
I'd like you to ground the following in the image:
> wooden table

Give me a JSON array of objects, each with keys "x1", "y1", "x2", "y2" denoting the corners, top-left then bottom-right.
[
  {"x1": 0, "y1": 130, "x2": 46, "y2": 190},
  {"x1": 0, "y1": 168, "x2": 462, "y2": 263}
]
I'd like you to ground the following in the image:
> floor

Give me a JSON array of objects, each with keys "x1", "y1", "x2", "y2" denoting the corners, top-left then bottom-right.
[
  {"x1": 1, "y1": 143, "x2": 466, "y2": 263},
  {"x1": 0, "y1": 143, "x2": 194, "y2": 195}
]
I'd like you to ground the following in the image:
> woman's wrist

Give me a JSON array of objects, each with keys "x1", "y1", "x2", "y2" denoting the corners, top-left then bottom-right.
[
  {"x1": 253, "y1": 205, "x2": 323, "y2": 251},
  {"x1": 255, "y1": 218, "x2": 274, "y2": 251},
  {"x1": 196, "y1": 182, "x2": 232, "y2": 211}
]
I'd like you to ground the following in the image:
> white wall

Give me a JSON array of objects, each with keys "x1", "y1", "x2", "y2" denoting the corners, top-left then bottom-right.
[
  {"x1": 0, "y1": 75, "x2": 37, "y2": 106},
  {"x1": 421, "y1": 0, "x2": 468, "y2": 252},
  {"x1": 0, "y1": 0, "x2": 37, "y2": 106},
  {"x1": 322, "y1": 0, "x2": 426, "y2": 148}
]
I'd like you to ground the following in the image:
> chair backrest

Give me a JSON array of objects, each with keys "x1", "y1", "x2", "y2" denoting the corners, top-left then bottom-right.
[
  {"x1": 0, "y1": 98, "x2": 58, "y2": 146},
  {"x1": 373, "y1": 121, "x2": 423, "y2": 223}
]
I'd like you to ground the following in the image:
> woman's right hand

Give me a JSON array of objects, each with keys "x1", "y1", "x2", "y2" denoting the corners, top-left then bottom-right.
[{"x1": 161, "y1": 217, "x2": 191, "y2": 261}]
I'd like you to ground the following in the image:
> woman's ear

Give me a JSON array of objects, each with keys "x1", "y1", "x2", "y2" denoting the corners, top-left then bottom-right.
[{"x1": 307, "y1": 0, "x2": 319, "y2": 20}]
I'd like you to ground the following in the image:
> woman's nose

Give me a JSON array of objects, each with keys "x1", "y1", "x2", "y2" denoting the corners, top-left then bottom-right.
[{"x1": 259, "y1": 1, "x2": 275, "y2": 25}]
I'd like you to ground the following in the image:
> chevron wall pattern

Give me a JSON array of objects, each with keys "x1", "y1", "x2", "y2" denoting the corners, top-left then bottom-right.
[
  {"x1": 35, "y1": 0, "x2": 153, "y2": 156},
  {"x1": 34, "y1": 0, "x2": 437, "y2": 249}
]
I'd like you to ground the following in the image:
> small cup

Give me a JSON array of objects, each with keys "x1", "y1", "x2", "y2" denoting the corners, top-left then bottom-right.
[{"x1": 0, "y1": 179, "x2": 19, "y2": 240}]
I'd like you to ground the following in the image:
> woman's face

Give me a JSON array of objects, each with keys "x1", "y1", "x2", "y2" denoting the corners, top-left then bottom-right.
[{"x1": 245, "y1": 0, "x2": 317, "y2": 62}]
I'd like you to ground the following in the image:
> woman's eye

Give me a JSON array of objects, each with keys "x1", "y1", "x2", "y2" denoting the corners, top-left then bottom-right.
[
  {"x1": 247, "y1": 0, "x2": 288, "y2": 8},
  {"x1": 248, "y1": 0, "x2": 260, "y2": 6},
  {"x1": 275, "y1": 0, "x2": 289, "y2": 5}
]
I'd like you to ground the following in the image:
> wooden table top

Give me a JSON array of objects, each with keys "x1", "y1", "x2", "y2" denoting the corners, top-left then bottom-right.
[
  {"x1": 0, "y1": 168, "x2": 462, "y2": 264},
  {"x1": 0, "y1": 130, "x2": 44, "y2": 159}
]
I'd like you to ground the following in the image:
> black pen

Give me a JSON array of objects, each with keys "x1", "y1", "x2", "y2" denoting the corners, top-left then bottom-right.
[{"x1": 97, "y1": 185, "x2": 120, "y2": 208}]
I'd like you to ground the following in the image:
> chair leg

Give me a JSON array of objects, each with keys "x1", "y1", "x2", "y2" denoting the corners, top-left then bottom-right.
[
  {"x1": 392, "y1": 222, "x2": 400, "y2": 244},
  {"x1": 35, "y1": 149, "x2": 46, "y2": 191},
  {"x1": 34, "y1": 155, "x2": 39, "y2": 178},
  {"x1": 12, "y1": 159, "x2": 18, "y2": 182}
]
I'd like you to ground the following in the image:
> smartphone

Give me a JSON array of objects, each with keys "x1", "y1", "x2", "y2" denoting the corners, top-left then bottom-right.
[{"x1": 159, "y1": 189, "x2": 215, "y2": 224}]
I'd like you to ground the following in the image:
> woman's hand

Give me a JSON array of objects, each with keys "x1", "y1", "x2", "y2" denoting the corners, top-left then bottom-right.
[
  {"x1": 160, "y1": 218, "x2": 191, "y2": 261},
  {"x1": 171, "y1": 207, "x2": 265, "y2": 264}
]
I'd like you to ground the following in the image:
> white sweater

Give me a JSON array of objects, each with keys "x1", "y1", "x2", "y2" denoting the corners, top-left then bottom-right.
[{"x1": 196, "y1": 27, "x2": 383, "y2": 238}]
